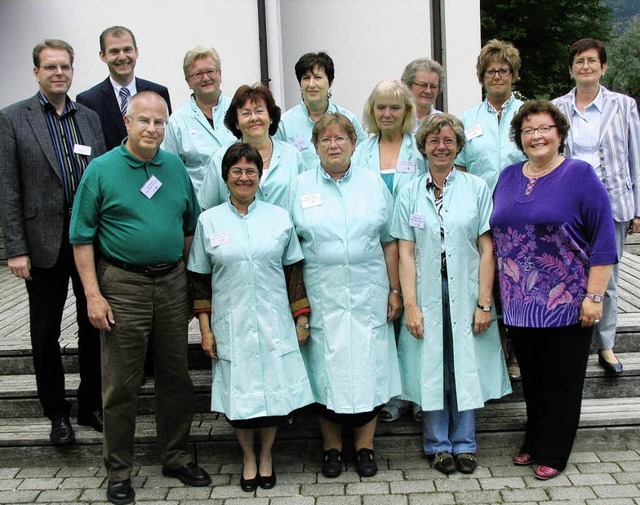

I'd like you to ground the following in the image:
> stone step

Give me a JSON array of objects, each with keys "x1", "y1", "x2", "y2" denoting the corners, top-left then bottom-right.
[{"x1": 2, "y1": 353, "x2": 639, "y2": 418}]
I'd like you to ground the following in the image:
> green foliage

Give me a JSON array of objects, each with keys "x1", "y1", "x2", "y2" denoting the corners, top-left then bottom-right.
[
  {"x1": 603, "y1": 0, "x2": 640, "y2": 31},
  {"x1": 481, "y1": 0, "x2": 612, "y2": 100},
  {"x1": 603, "y1": 14, "x2": 640, "y2": 104}
]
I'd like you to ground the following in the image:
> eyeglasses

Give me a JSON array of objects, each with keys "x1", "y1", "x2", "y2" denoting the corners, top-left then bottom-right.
[
  {"x1": 229, "y1": 167, "x2": 259, "y2": 177},
  {"x1": 127, "y1": 115, "x2": 167, "y2": 129},
  {"x1": 187, "y1": 69, "x2": 220, "y2": 80},
  {"x1": 521, "y1": 125, "x2": 556, "y2": 137},
  {"x1": 412, "y1": 82, "x2": 439, "y2": 91},
  {"x1": 318, "y1": 136, "x2": 349, "y2": 146},
  {"x1": 484, "y1": 67, "x2": 512, "y2": 78},
  {"x1": 39, "y1": 64, "x2": 72, "y2": 72},
  {"x1": 426, "y1": 138, "x2": 456, "y2": 147}
]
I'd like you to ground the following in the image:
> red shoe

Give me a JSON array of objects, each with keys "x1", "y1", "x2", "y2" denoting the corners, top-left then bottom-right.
[
  {"x1": 512, "y1": 452, "x2": 534, "y2": 466},
  {"x1": 534, "y1": 465, "x2": 560, "y2": 480}
]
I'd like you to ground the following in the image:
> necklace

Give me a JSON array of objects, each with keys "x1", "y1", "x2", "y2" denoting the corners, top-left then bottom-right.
[
  {"x1": 523, "y1": 154, "x2": 561, "y2": 179},
  {"x1": 261, "y1": 139, "x2": 273, "y2": 163}
]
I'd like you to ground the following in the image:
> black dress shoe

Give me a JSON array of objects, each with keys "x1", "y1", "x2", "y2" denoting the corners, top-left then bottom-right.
[
  {"x1": 355, "y1": 448, "x2": 378, "y2": 477},
  {"x1": 240, "y1": 467, "x2": 259, "y2": 492},
  {"x1": 598, "y1": 349, "x2": 623, "y2": 374},
  {"x1": 78, "y1": 410, "x2": 104, "y2": 432},
  {"x1": 321, "y1": 448, "x2": 343, "y2": 478},
  {"x1": 107, "y1": 478, "x2": 135, "y2": 505},
  {"x1": 50, "y1": 417, "x2": 75, "y2": 445},
  {"x1": 258, "y1": 466, "x2": 276, "y2": 489},
  {"x1": 162, "y1": 462, "x2": 211, "y2": 486}
]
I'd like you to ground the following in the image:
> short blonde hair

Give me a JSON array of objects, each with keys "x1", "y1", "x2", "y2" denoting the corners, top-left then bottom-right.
[
  {"x1": 311, "y1": 113, "x2": 357, "y2": 147},
  {"x1": 363, "y1": 79, "x2": 416, "y2": 135},
  {"x1": 183, "y1": 46, "x2": 221, "y2": 78}
]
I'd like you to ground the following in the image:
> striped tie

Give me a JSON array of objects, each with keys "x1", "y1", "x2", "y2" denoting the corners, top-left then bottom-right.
[{"x1": 119, "y1": 87, "x2": 130, "y2": 117}]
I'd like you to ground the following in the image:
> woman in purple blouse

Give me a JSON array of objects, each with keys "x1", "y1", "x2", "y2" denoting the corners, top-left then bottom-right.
[{"x1": 490, "y1": 100, "x2": 617, "y2": 480}]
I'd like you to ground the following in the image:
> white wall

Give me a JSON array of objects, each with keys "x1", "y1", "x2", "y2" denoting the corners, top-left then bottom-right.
[
  {"x1": 0, "y1": 0, "x2": 481, "y2": 117},
  {"x1": 0, "y1": 0, "x2": 262, "y2": 110}
]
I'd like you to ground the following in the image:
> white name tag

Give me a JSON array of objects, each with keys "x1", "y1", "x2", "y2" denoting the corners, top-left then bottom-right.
[
  {"x1": 301, "y1": 193, "x2": 322, "y2": 208},
  {"x1": 140, "y1": 175, "x2": 162, "y2": 199},
  {"x1": 209, "y1": 231, "x2": 231, "y2": 247},
  {"x1": 396, "y1": 160, "x2": 416, "y2": 174},
  {"x1": 73, "y1": 144, "x2": 92, "y2": 156},
  {"x1": 465, "y1": 124, "x2": 483, "y2": 140},
  {"x1": 409, "y1": 213, "x2": 425, "y2": 229},
  {"x1": 292, "y1": 136, "x2": 310, "y2": 151}
]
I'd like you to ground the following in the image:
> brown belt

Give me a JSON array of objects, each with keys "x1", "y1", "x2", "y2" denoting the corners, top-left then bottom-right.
[{"x1": 105, "y1": 257, "x2": 181, "y2": 277}]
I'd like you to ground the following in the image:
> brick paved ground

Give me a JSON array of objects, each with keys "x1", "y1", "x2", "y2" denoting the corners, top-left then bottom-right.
[{"x1": 1, "y1": 445, "x2": 639, "y2": 504}]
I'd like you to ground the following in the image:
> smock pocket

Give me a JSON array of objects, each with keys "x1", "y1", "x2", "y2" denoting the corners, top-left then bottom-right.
[
  {"x1": 270, "y1": 305, "x2": 300, "y2": 356},
  {"x1": 211, "y1": 308, "x2": 233, "y2": 361}
]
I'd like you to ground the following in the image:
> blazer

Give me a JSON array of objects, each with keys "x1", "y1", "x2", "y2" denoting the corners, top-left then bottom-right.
[
  {"x1": 552, "y1": 86, "x2": 640, "y2": 222},
  {"x1": 76, "y1": 77, "x2": 171, "y2": 150},
  {"x1": 0, "y1": 94, "x2": 106, "y2": 267}
]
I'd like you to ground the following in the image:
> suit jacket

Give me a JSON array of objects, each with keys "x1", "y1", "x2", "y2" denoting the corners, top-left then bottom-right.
[
  {"x1": 0, "y1": 94, "x2": 106, "y2": 267},
  {"x1": 76, "y1": 77, "x2": 172, "y2": 150},
  {"x1": 552, "y1": 86, "x2": 640, "y2": 223}
]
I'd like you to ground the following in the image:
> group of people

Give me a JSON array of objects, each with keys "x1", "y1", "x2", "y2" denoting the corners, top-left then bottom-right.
[{"x1": 0, "y1": 23, "x2": 638, "y2": 505}]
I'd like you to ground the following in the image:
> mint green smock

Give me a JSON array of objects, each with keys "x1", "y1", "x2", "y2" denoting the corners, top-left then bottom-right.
[
  {"x1": 391, "y1": 170, "x2": 511, "y2": 411},
  {"x1": 198, "y1": 138, "x2": 308, "y2": 211},
  {"x1": 275, "y1": 101, "x2": 366, "y2": 168},
  {"x1": 187, "y1": 200, "x2": 314, "y2": 420},
  {"x1": 290, "y1": 165, "x2": 402, "y2": 413},
  {"x1": 162, "y1": 94, "x2": 236, "y2": 196},
  {"x1": 354, "y1": 133, "x2": 427, "y2": 200}
]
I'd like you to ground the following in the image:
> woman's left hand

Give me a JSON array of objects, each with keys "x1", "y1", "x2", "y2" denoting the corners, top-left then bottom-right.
[
  {"x1": 579, "y1": 297, "x2": 603, "y2": 327},
  {"x1": 296, "y1": 316, "x2": 310, "y2": 345},
  {"x1": 473, "y1": 308, "x2": 492, "y2": 335},
  {"x1": 387, "y1": 292, "x2": 403, "y2": 322}
]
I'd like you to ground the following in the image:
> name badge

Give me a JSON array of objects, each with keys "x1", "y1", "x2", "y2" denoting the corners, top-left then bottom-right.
[
  {"x1": 396, "y1": 160, "x2": 416, "y2": 174},
  {"x1": 465, "y1": 124, "x2": 483, "y2": 140},
  {"x1": 73, "y1": 144, "x2": 92, "y2": 156},
  {"x1": 409, "y1": 213, "x2": 425, "y2": 229},
  {"x1": 292, "y1": 136, "x2": 310, "y2": 151},
  {"x1": 301, "y1": 193, "x2": 322, "y2": 208},
  {"x1": 209, "y1": 231, "x2": 231, "y2": 247},
  {"x1": 140, "y1": 175, "x2": 162, "y2": 199}
]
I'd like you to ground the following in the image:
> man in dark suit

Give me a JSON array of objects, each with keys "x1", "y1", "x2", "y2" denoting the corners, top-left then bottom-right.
[
  {"x1": 76, "y1": 26, "x2": 172, "y2": 150},
  {"x1": 0, "y1": 39, "x2": 106, "y2": 444}
]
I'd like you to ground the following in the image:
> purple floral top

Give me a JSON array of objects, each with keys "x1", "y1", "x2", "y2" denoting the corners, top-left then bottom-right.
[{"x1": 490, "y1": 158, "x2": 617, "y2": 328}]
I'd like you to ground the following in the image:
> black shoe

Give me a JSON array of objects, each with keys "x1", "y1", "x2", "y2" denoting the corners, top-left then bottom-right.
[
  {"x1": 321, "y1": 448, "x2": 343, "y2": 478},
  {"x1": 598, "y1": 349, "x2": 623, "y2": 374},
  {"x1": 162, "y1": 462, "x2": 211, "y2": 486},
  {"x1": 355, "y1": 448, "x2": 378, "y2": 477},
  {"x1": 78, "y1": 410, "x2": 104, "y2": 432},
  {"x1": 107, "y1": 479, "x2": 134, "y2": 505},
  {"x1": 427, "y1": 451, "x2": 456, "y2": 474},
  {"x1": 50, "y1": 417, "x2": 75, "y2": 445},
  {"x1": 258, "y1": 466, "x2": 276, "y2": 489},
  {"x1": 455, "y1": 453, "x2": 477, "y2": 474},
  {"x1": 240, "y1": 467, "x2": 258, "y2": 492}
]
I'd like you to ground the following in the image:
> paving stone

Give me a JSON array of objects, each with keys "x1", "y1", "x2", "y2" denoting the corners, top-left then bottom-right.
[
  {"x1": 17, "y1": 477, "x2": 63, "y2": 490},
  {"x1": 175, "y1": 500, "x2": 223, "y2": 505},
  {"x1": 300, "y1": 482, "x2": 345, "y2": 496},
  {"x1": 35, "y1": 488, "x2": 82, "y2": 502},
  {"x1": 345, "y1": 482, "x2": 389, "y2": 495},
  {"x1": 59, "y1": 477, "x2": 104, "y2": 489},
  {"x1": 166, "y1": 486, "x2": 212, "y2": 500},
  {"x1": 143, "y1": 476, "x2": 184, "y2": 488},
  {"x1": 548, "y1": 485, "x2": 597, "y2": 500},
  {"x1": 576, "y1": 462, "x2": 623, "y2": 473},
  {"x1": 209, "y1": 484, "x2": 253, "y2": 499},
  {"x1": 223, "y1": 498, "x2": 269, "y2": 505},
  {"x1": 0, "y1": 468, "x2": 20, "y2": 479},
  {"x1": 0, "y1": 490, "x2": 40, "y2": 503},
  {"x1": 78, "y1": 487, "x2": 105, "y2": 501},
  {"x1": 614, "y1": 471, "x2": 640, "y2": 484},
  {"x1": 453, "y1": 489, "x2": 503, "y2": 504},
  {"x1": 16, "y1": 467, "x2": 59, "y2": 478},
  {"x1": 388, "y1": 456, "x2": 428, "y2": 470},
  {"x1": 316, "y1": 472, "x2": 360, "y2": 483},
  {"x1": 364, "y1": 470, "x2": 404, "y2": 482},
  {"x1": 407, "y1": 492, "x2": 456, "y2": 505},
  {"x1": 0, "y1": 478, "x2": 22, "y2": 490},
  {"x1": 132, "y1": 501, "x2": 177, "y2": 505},
  {"x1": 569, "y1": 473, "x2": 617, "y2": 485},
  {"x1": 477, "y1": 476, "x2": 525, "y2": 489},
  {"x1": 133, "y1": 487, "x2": 170, "y2": 500},
  {"x1": 586, "y1": 499, "x2": 637, "y2": 505},
  {"x1": 593, "y1": 483, "x2": 640, "y2": 498},
  {"x1": 275, "y1": 472, "x2": 317, "y2": 485},
  {"x1": 500, "y1": 488, "x2": 549, "y2": 502},
  {"x1": 316, "y1": 496, "x2": 361, "y2": 505},
  {"x1": 219, "y1": 463, "x2": 242, "y2": 475},
  {"x1": 597, "y1": 451, "x2": 640, "y2": 462},
  {"x1": 137, "y1": 465, "x2": 164, "y2": 476},
  {"x1": 362, "y1": 495, "x2": 408, "y2": 505},
  {"x1": 620, "y1": 461, "x2": 640, "y2": 472},
  {"x1": 208, "y1": 473, "x2": 232, "y2": 486},
  {"x1": 269, "y1": 497, "x2": 315, "y2": 505},
  {"x1": 522, "y1": 474, "x2": 573, "y2": 487},
  {"x1": 55, "y1": 466, "x2": 101, "y2": 477},
  {"x1": 256, "y1": 484, "x2": 302, "y2": 497},
  {"x1": 389, "y1": 480, "x2": 435, "y2": 494},
  {"x1": 568, "y1": 451, "x2": 601, "y2": 463},
  {"x1": 433, "y1": 477, "x2": 480, "y2": 492}
]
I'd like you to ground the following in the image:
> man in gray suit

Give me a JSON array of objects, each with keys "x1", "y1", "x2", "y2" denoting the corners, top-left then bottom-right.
[
  {"x1": 77, "y1": 26, "x2": 172, "y2": 150},
  {"x1": 0, "y1": 39, "x2": 106, "y2": 445}
]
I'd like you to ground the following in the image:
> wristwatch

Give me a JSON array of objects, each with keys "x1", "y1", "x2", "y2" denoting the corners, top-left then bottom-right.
[
  {"x1": 585, "y1": 293, "x2": 603, "y2": 303},
  {"x1": 476, "y1": 303, "x2": 491, "y2": 312}
]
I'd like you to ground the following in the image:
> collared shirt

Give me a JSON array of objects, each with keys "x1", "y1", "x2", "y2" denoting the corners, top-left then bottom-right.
[
  {"x1": 425, "y1": 169, "x2": 452, "y2": 268},
  {"x1": 320, "y1": 166, "x2": 351, "y2": 183},
  {"x1": 109, "y1": 76, "x2": 137, "y2": 103},
  {"x1": 38, "y1": 91, "x2": 88, "y2": 205},
  {"x1": 569, "y1": 87, "x2": 603, "y2": 173}
]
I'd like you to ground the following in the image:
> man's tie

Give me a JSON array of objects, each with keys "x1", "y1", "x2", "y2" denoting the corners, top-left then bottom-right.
[{"x1": 119, "y1": 87, "x2": 131, "y2": 117}]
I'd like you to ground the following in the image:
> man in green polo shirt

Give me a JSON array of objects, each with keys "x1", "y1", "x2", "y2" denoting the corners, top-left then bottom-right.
[{"x1": 70, "y1": 91, "x2": 210, "y2": 505}]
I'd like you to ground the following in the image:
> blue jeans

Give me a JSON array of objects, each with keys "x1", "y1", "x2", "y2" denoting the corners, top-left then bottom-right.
[{"x1": 423, "y1": 278, "x2": 477, "y2": 456}]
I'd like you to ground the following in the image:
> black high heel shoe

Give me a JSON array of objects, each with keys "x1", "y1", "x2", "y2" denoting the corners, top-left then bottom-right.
[
  {"x1": 240, "y1": 467, "x2": 258, "y2": 492},
  {"x1": 258, "y1": 465, "x2": 276, "y2": 489}
]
